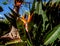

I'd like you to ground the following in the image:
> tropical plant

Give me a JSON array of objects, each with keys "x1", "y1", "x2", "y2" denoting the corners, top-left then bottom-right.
[{"x1": 0, "y1": 0, "x2": 60, "y2": 46}]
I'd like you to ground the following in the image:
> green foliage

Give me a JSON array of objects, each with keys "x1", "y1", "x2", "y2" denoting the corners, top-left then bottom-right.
[
  {"x1": 44, "y1": 24, "x2": 60, "y2": 45},
  {"x1": 0, "y1": 20, "x2": 10, "y2": 36},
  {"x1": 4, "y1": 7, "x2": 20, "y2": 28},
  {"x1": 0, "y1": 45, "x2": 5, "y2": 46},
  {"x1": 0, "y1": 0, "x2": 60, "y2": 46},
  {"x1": 51, "y1": 0, "x2": 60, "y2": 4}
]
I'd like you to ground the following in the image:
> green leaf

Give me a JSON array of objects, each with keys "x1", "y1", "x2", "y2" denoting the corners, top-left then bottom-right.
[
  {"x1": 35, "y1": 1, "x2": 42, "y2": 15},
  {"x1": 4, "y1": 14, "x2": 14, "y2": 24},
  {"x1": 35, "y1": 1, "x2": 48, "y2": 32},
  {"x1": 39, "y1": 2, "x2": 42, "y2": 15},
  {"x1": 44, "y1": 24, "x2": 60, "y2": 45},
  {"x1": 51, "y1": 0, "x2": 60, "y2": 3},
  {"x1": 27, "y1": 39, "x2": 32, "y2": 46},
  {"x1": 35, "y1": 2, "x2": 39, "y2": 14},
  {"x1": 42, "y1": 11, "x2": 48, "y2": 32},
  {"x1": 5, "y1": 40, "x2": 22, "y2": 45},
  {"x1": 46, "y1": 23, "x2": 49, "y2": 30},
  {"x1": 49, "y1": 0, "x2": 60, "y2": 6},
  {"x1": 0, "y1": 45, "x2": 5, "y2": 46},
  {"x1": 30, "y1": 0, "x2": 36, "y2": 13},
  {"x1": 58, "y1": 35, "x2": 60, "y2": 40},
  {"x1": 4, "y1": 14, "x2": 12, "y2": 22}
]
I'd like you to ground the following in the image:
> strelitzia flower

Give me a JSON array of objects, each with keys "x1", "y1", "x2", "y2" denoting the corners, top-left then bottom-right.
[
  {"x1": 18, "y1": 11, "x2": 34, "y2": 42},
  {"x1": 14, "y1": 0, "x2": 23, "y2": 6},
  {"x1": 20, "y1": 11, "x2": 34, "y2": 32},
  {"x1": 14, "y1": 0, "x2": 23, "y2": 13}
]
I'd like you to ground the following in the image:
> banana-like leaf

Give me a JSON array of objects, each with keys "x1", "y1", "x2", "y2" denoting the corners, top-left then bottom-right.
[
  {"x1": 42, "y1": 11, "x2": 48, "y2": 32},
  {"x1": 58, "y1": 35, "x2": 60, "y2": 40},
  {"x1": 35, "y1": 1, "x2": 43, "y2": 15},
  {"x1": 44, "y1": 24, "x2": 60, "y2": 45},
  {"x1": 36, "y1": 2, "x2": 40, "y2": 14},
  {"x1": 48, "y1": 0, "x2": 60, "y2": 7},
  {"x1": 35, "y1": 1, "x2": 48, "y2": 32},
  {"x1": 27, "y1": 39, "x2": 32, "y2": 46},
  {"x1": 51, "y1": 0, "x2": 60, "y2": 3}
]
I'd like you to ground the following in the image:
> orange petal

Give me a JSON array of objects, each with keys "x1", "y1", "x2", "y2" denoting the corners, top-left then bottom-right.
[
  {"x1": 15, "y1": 1, "x2": 22, "y2": 6},
  {"x1": 22, "y1": 15, "x2": 25, "y2": 19},
  {"x1": 27, "y1": 13, "x2": 34, "y2": 23},
  {"x1": 20, "y1": 18, "x2": 27, "y2": 24}
]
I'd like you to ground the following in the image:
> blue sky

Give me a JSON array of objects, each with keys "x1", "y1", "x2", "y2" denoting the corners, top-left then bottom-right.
[
  {"x1": 0, "y1": 0, "x2": 49, "y2": 18},
  {"x1": 0, "y1": 0, "x2": 14, "y2": 18}
]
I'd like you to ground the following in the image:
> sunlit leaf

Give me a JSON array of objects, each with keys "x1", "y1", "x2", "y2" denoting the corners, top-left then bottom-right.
[
  {"x1": 48, "y1": 0, "x2": 60, "y2": 7},
  {"x1": 5, "y1": 39, "x2": 22, "y2": 45},
  {"x1": 44, "y1": 24, "x2": 60, "y2": 45},
  {"x1": 27, "y1": 39, "x2": 32, "y2": 46},
  {"x1": 35, "y1": 1, "x2": 48, "y2": 32},
  {"x1": 51, "y1": 0, "x2": 60, "y2": 3}
]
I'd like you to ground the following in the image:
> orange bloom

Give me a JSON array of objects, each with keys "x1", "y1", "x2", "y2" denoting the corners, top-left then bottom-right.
[
  {"x1": 20, "y1": 12, "x2": 34, "y2": 32},
  {"x1": 15, "y1": 0, "x2": 23, "y2": 6},
  {"x1": 20, "y1": 12, "x2": 33, "y2": 24}
]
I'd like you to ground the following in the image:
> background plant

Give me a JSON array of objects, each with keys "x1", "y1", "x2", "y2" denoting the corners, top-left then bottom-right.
[{"x1": 0, "y1": 0, "x2": 60, "y2": 46}]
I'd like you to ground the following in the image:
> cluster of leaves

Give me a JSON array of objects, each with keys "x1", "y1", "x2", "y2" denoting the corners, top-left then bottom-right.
[{"x1": 0, "y1": 0, "x2": 60, "y2": 46}]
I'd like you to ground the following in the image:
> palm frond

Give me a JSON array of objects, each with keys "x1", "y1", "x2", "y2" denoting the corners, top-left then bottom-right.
[{"x1": 8, "y1": 7, "x2": 19, "y2": 17}]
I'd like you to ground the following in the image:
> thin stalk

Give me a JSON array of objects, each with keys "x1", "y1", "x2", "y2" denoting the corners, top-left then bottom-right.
[{"x1": 25, "y1": 23, "x2": 33, "y2": 46}]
